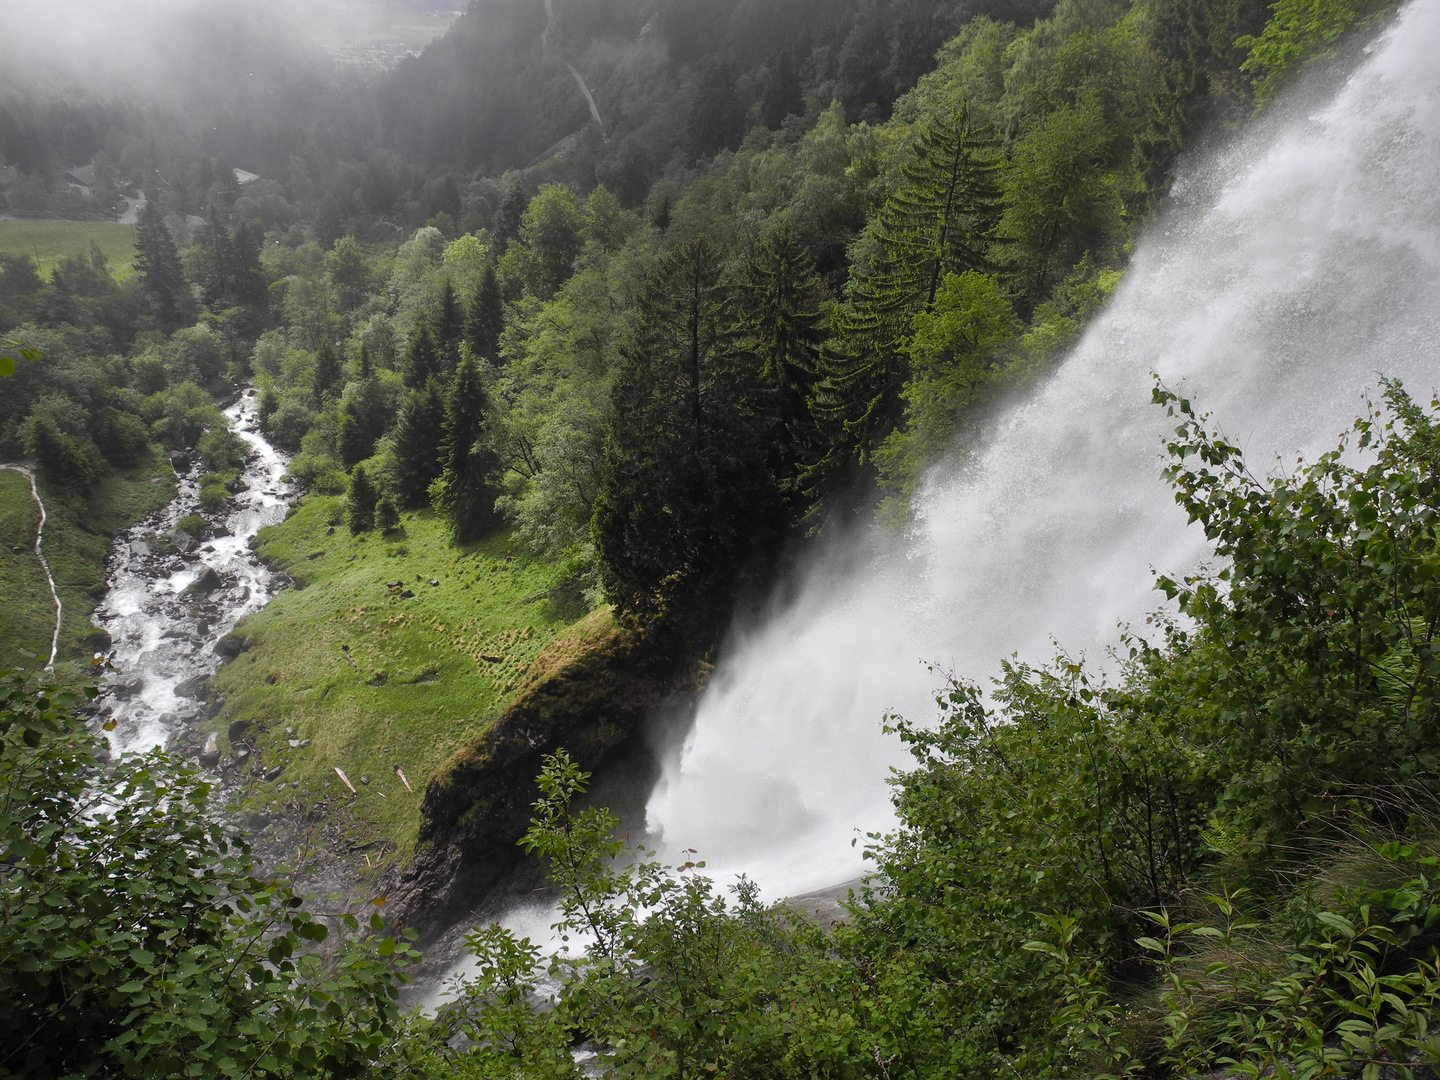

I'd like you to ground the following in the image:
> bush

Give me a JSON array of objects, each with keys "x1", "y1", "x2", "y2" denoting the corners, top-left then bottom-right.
[
  {"x1": 198, "y1": 482, "x2": 230, "y2": 512},
  {"x1": 197, "y1": 425, "x2": 248, "y2": 472},
  {"x1": 0, "y1": 668, "x2": 418, "y2": 1076}
]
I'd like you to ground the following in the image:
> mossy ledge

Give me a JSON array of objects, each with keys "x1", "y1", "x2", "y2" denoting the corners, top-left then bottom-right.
[{"x1": 389, "y1": 606, "x2": 693, "y2": 940}]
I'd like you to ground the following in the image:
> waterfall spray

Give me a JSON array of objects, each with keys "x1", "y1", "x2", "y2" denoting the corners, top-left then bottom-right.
[{"x1": 645, "y1": 0, "x2": 1440, "y2": 900}]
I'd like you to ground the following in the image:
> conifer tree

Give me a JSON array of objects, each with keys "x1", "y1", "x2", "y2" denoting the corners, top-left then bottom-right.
[
  {"x1": 464, "y1": 263, "x2": 504, "y2": 363},
  {"x1": 592, "y1": 237, "x2": 784, "y2": 638},
  {"x1": 403, "y1": 321, "x2": 443, "y2": 389},
  {"x1": 133, "y1": 197, "x2": 190, "y2": 330},
  {"x1": 433, "y1": 350, "x2": 500, "y2": 542},
  {"x1": 817, "y1": 105, "x2": 1005, "y2": 471},
  {"x1": 433, "y1": 279, "x2": 464, "y2": 374},
  {"x1": 735, "y1": 222, "x2": 828, "y2": 507},
  {"x1": 392, "y1": 377, "x2": 446, "y2": 508},
  {"x1": 492, "y1": 180, "x2": 528, "y2": 256},
  {"x1": 347, "y1": 463, "x2": 379, "y2": 534},
  {"x1": 314, "y1": 339, "x2": 342, "y2": 403},
  {"x1": 375, "y1": 494, "x2": 400, "y2": 532}
]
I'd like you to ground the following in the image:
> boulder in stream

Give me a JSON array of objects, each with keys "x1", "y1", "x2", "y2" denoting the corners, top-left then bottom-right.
[
  {"x1": 168, "y1": 528, "x2": 198, "y2": 553},
  {"x1": 214, "y1": 635, "x2": 248, "y2": 659},
  {"x1": 168, "y1": 450, "x2": 191, "y2": 472},
  {"x1": 175, "y1": 675, "x2": 208, "y2": 700},
  {"x1": 187, "y1": 565, "x2": 224, "y2": 594}
]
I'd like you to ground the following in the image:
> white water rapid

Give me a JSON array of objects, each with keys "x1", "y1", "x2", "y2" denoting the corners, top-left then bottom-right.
[
  {"x1": 96, "y1": 391, "x2": 292, "y2": 757},
  {"x1": 645, "y1": 0, "x2": 1440, "y2": 900}
]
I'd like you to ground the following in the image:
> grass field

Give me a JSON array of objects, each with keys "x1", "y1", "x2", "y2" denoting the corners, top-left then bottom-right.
[
  {"x1": 211, "y1": 498, "x2": 588, "y2": 871},
  {"x1": 0, "y1": 456, "x2": 176, "y2": 669},
  {"x1": 0, "y1": 220, "x2": 138, "y2": 281}
]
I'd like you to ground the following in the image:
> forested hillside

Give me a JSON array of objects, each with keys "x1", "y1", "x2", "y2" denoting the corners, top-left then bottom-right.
[{"x1": 0, "y1": 0, "x2": 1416, "y2": 1073}]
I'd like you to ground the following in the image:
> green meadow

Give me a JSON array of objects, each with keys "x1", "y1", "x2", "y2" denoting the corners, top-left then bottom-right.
[
  {"x1": 210, "y1": 497, "x2": 587, "y2": 869},
  {"x1": 0, "y1": 220, "x2": 138, "y2": 280}
]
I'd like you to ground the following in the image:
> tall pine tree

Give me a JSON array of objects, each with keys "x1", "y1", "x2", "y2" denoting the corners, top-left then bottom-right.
[
  {"x1": 392, "y1": 377, "x2": 446, "y2": 508},
  {"x1": 464, "y1": 263, "x2": 504, "y2": 363},
  {"x1": 433, "y1": 350, "x2": 501, "y2": 542},
  {"x1": 816, "y1": 105, "x2": 1005, "y2": 474},
  {"x1": 734, "y1": 222, "x2": 828, "y2": 510},
  {"x1": 403, "y1": 321, "x2": 443, "y2": 389},
  {"x1": 433, "y1": 279, "x2": 464, "y2": 374},
  {"x1": 592, "y1": 237, "x2": 784, "y2": 640},
  {"x1": 133, "y1": 197, "x2": 190, "y2": 331}
]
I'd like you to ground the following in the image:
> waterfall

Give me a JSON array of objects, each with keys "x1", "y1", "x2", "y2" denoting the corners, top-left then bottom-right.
[{"x1": 645, "y1": 0, "x2": 1440, "y2": 900}]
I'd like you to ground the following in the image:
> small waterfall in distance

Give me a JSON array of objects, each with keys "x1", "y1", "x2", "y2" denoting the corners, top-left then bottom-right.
[{"x1": 644, "y1": 0, "x2": 1440, "y2": 900}]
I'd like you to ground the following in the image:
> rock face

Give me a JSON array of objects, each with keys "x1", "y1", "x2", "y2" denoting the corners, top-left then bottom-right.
[{"x1": 389, "y1": 608, "x2": 691, "y2": 942}]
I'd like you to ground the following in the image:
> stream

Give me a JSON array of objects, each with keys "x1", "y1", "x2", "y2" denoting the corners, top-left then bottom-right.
[{"x1": 96, "y1": 389, "x2": 293, "y2": 760}]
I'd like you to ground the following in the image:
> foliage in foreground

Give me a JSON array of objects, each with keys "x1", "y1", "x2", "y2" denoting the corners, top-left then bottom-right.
[{"x1": 0, "y1": 667, "x2": 420, "y2": 1079}]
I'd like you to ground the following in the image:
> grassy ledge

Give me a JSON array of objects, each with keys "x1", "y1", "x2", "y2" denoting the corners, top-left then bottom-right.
[{"x1": 209, "y1": 496, "x2": 588, "y2": 874}]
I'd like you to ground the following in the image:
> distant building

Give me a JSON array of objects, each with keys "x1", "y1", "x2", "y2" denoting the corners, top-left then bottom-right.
[
  {"x1": 61, "y1": 164, "x2": 96, "y2": 196},
  {"x1": 233, "y1": 168, "x2": 261, "y2": 188}
]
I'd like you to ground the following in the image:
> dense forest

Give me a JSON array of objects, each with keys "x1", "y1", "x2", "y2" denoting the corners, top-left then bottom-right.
[{"x1": 1, "y1": 0, "x2": 1423, "y2": 1074}]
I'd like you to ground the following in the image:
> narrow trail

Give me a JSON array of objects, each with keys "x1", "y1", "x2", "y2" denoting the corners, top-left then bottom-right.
[{"x1": 1, "y1": 463, "x2": 61, "y2": 669}]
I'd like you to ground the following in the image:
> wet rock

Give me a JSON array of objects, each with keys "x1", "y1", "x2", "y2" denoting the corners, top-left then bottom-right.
[
  {"x1": 168, "y1": 450, "x2": 191, "y2": 471},
  {"x1": 188, "y1": 565, "x2": 223, "y2": 594},
  {"x1": 110, "y1": 675, "x2": 144, "y2": 699},
  {"x1": 92, "y1": 741, "x2": 113, "y2": 765},
  {"x1": 199, "y1": 732, "x2": 220, "y2": 767},
  {"x1": 81, "y1": 627, "x2": 113, "y2": 653},
  {"x1": 197, "y1": 619, "x2": 211, "y2": 636},
  {"x1": 168, "y1": 528, "x2": 198, "y2": 553},
  {"x1": 211, "y1": 524, "x2": 231, "y2": 537},
  {"x1": 175, "y1": 675, "x2": 208, "y2": 700},
  {"x1": 214, "y1": 635, "x2": 247, "y2": 659},
  {"x1": 263, "y1": 765, "x2": 285, "y2": 783},
  {"x1": 129, "y1": 540, "x2": 151, "y2": 557},
  {"x1": 228, "y1": 719, "x2": 252, "y2": 745},
  {"x1": 223, "y1": 480, "x2": 247, "y2": 495}
]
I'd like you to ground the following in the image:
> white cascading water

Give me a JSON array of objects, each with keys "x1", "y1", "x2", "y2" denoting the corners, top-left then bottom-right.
[
  {"x1": 645, "y1": 0, "x2": 1440, "y2": 900},
  {"x1": 97, "y1": 391, "x2": 292, "y2": 757}
]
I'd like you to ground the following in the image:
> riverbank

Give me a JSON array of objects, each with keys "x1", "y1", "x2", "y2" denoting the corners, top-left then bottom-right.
[{"x1": 0, "y1": 454, "x2": 175, "y2": 667}]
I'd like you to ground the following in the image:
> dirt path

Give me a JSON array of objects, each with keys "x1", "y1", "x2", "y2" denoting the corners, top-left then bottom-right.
[{"x1": 1, "y1": 464, "x2": 61, "y2": 668}]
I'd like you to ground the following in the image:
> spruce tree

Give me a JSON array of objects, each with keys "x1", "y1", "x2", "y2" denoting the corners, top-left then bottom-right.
[
  {"x1": 592, "y1": 236, "x2": 784, "y2": 639},
  {"x1": 734, "y1": 222, "x2": 827, "y2": 507},
  {"x1": 391, "y1": 377, "x2": 446, "y2": 508},
  {"x1": 817, "y1": 105, "x2": 1005, "y2": 472},
  {"x1": 434, "y1": 279, "x2": 464, "y2": 375},
  {"x1": 434, "y1": 350, "x2": 500, "y2": 542},
  {"x1": 491, "y1": 180, "x2": 528, "y2": 257},
  {"x1": 403, "y1": 321, "x2": 443, "y2": 389},
  {"x1": 375, "y1": 495, "x2": 400, "y2": 533},
  {"x1": 347, "y1": 463, "x2": 379, "y2": 534},
  {"x1": 464, "y1": 263, "x2": 504, "y2": 363},
  {"x1": 314, "y1": 339, "x2": 342, "y2": 403},
  {"x1": 133, "y1": 197, "x2": 190, "y2": 331}
]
